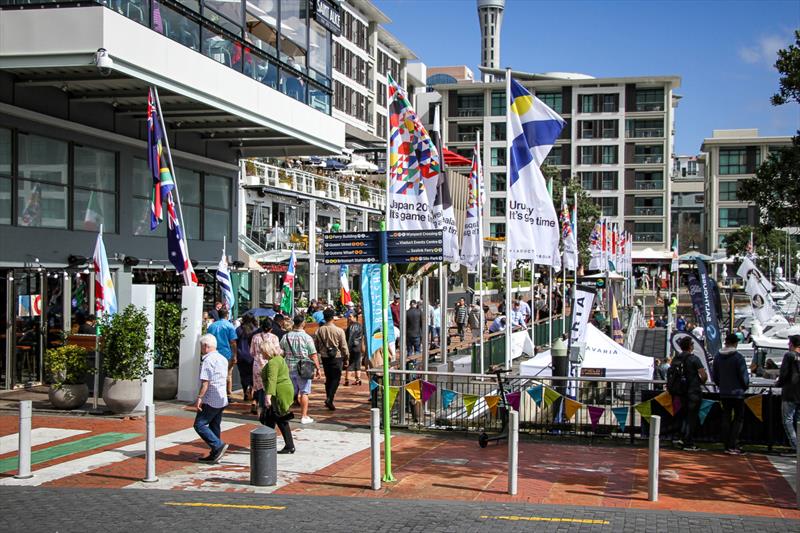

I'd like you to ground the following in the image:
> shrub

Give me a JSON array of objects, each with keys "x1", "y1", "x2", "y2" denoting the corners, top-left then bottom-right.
[
  {"x1": 154, "y1": 301, "x2": 185, "y2": 369},
  {"x1": 101, "y1": 305, "x2": 152, "y2": 381},
  {"x1": 45, "y1": 345, "x2": 92, "y2": 387}
]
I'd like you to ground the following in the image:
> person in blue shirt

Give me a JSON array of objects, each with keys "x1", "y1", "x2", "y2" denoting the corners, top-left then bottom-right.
[
  {"x1": 207, "y1": 307, "x2": 238, "y2": 399},
  {"x1": 676, "y1": 315, "x2": 687, "y2": 332},
  {"x1": 312, "y1": 304, "x2": 325, "y2": 325}
]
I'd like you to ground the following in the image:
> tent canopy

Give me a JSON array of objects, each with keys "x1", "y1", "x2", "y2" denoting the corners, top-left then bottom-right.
[
  {"x1": 519, "y1": 324, "x2": 654, "y2": 380},
  {"x1": 442, "y1": 147, "x2": 472, "y2": 167}
]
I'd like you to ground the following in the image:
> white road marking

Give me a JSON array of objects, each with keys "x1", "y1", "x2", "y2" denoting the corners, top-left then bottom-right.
[{"x1": 0, "y1": 428, "x2": 89, "y2": 455}]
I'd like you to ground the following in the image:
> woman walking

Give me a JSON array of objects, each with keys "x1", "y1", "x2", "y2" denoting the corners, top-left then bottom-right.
[
  {"x1": 260, "y1": 341, "x2": 296, "y2": 454},
  {"x1": 235, "y1": 314, "x2": 258, "y2": 403},
  {"x1": 344, "y1": 313, "x2": 364, "y2": 386},
  {"x1": 250, "y1": 317, "x2": 282, "y2": 415}
]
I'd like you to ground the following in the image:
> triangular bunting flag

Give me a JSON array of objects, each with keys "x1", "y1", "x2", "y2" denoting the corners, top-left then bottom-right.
[
  {"x1": 635, "y1": 400, "x2": 652, "y2": 421},
  {"x1": 441, "y1": 389, "x2": 458, "y2": 409},
  {"x1": 369, "y1": 379, "x2": 379, "y2": 392},
  {"x1": 745, "y1": 395, "x2": 763, "y2": 422},
  {"x1": 527, "y1": 385, "x2": 543, "y2": 407},
  {"x1": 543, "y1": 387, "x2": 561, "y2": 408},
  {"x1": 611, "y1": 407, "x2": 629, "y2": 432},
  {"x1": 653, "y1": 391, "x2": 674, "y2": 416},
  {"x1": 698, "y1": 399, "x2": 716, "y2": 425},
  {"x1": 405, "y1": 379, "x2": 421, "y2": 402},
  {"x1": 421, "y1": 380, "x2": 437, "y2": 403},
  {"x1": 387, "y1": 386, "x2": 401, "y2": 410},
  {"x1": 672, "y1": 395, "x2": 682, "y2": 416},
  {"x1": 564, "y1": 398, "x2": 583, "y2": 421},
  {"x1": 463, "y1": 394, "x2": 479, "y2": 416},
  {"x1": 485, "y1": 395, "x2": 500, "y2": 417},
  {"x1": 505, "y1": 391, "x2": 521, "y2": 412},
  {"x1": 588, "y1": 406, "x2": 604, "y2": 430}
]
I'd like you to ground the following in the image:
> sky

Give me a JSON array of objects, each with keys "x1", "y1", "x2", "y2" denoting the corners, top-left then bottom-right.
[{"x1": 373, "y1": 0, "x2": 800, "y2": 155}]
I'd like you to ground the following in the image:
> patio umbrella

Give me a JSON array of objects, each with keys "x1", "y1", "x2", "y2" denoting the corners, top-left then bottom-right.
[{"x1": 324, "y1": 158, "x2": 346, "y2": 170}]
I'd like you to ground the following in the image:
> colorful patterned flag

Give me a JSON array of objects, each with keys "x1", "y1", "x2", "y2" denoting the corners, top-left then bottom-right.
[
  {"x1": 216, "y1": 249, "x2": 234, "y2": 310},
  {"x1": 430, "y1": 104, "x2": 460, "y2": 263},
  {"x1": 280, "y1": 250, "x2": 296, "y2": 315},
  {"x1": 339, "y1": 264, "x2": 352, "y2": 305},
  {"x1": 166, "y1": 193, "x2": 198, "y2": 286},
  {"x1": 387, "y1": 75, "x2": 441, "y2": 230},
  {"x1": 588, "y1": 220, "x2": 603, "y2": 271},
  {"x1": 461, "y1": 135, "x2": 483, "y2": 271},
  {"x1": 93, "y1": 229, "x2": 117, "y2": 318},
  {"x1": 147, "y1": 87, "x2": 175, "y2": 230},
  {"x1": 20, "y1": 183, "x2": 42, "y2": 227},
  {"x1": 560, "y1": 187, "x2": 578, "y2": 271},
  {"x1": 506, "y1": 79, "x2": 565, "y2": 265}
]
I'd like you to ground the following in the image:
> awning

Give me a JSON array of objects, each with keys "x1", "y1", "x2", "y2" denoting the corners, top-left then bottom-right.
[{"x1": 442, "y1": 147, "x2": 471, "y2": 167}]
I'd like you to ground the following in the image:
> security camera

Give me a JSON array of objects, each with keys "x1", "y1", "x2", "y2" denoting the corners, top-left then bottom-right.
[{"x1": 94, "y1": 48, "x2": 114, "y2": 76}]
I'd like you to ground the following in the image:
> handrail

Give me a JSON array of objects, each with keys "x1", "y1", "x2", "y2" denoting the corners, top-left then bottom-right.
[{"x1": 367, "y1": 367, "x2": 667, "y2": 385}]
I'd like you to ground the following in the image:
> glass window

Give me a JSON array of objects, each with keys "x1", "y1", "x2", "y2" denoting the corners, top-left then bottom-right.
[
  {"x1": 280, "y1": 0, "x2": 307, "y2": 70},
  {"x1": 205, "y1": 0, "x2": 243, "y2": 29},
  {"x1": 581, "y1": 95, "x2": 594, "y2": 113},
  {"x1": 593, "y1": 197, "x2": 617, "y2": 216},
  {"x1": 634, "y1": 171, "x2": 664, "y2": 190},
  {"x1": 73, "y1": 189, "x2": 116, "y2": 233},
  {"x1": 17, "y1": 181, "x2": 67, "y2": 229},
  {"x1": 18, "y1": 133, "x2": 68, "y2": 184},
  {"x1": 543, "y1": 145, "x2": 562, "y2": 166},
  {"x1": 635, "y1": 88, "x2": 664, "y2": 111},
  {"x1": 490, "y1": 147, "x2": 506, "y2": 166},
  {"x1": 203, "y1": 26, "x2": 243, "y2": 71},
  {"x1": 602, "y1": 94, "x2": 618, "y2": 112},
  {"x1": 281, "y1": 69, "x2": 306, "y2": 102},
  {"x1": 204, "y1": 208, "x2": 230, "y2": 241},
  {"x1": 74, "y1": 146, "x2": 115, "y2": 191},
  {"x1": 246, "y1": 0, "x2": 278, "y2": 57},
  {"x1": 0, "y1": 177, "x2": 10, "y2": 225},
  {"x1": 490, "y1": 91, "x2": 504, "y2": 116},
  {"x1": 132, "y1": 157, "x2": 150, "y2": 198},
  {"x1": 581, "y1": 171, "x2": 617, "y2": 190},
  {"x1": 111, "y1": 0, "x2": 150, "y2": 26},
  {"x1": 177, "y1": 167, "x2": 201, "y2": 204},
  {"x1": 537, "y1": 92, "x2": 562, "y2": 113},
  {"x1": 0, "y1": 127, "x2": 10, "y2": 176},
  {"x1": 490, "y1": 198, "x2": 505, "y2": 217},
  {"x1": 719, "y1": 181, "x2": 740, "y2": 201},
  {"x1": 580, "y1": 146, "x2": 594, "y2": 164},
  {"x1": 633, "y1": 144, "x2": 663, "y2": 164},
  {"x1": 457, "y1": 94, "x2": 484, "y2": 116},
  {"x1": 719, "y1": 207, "x2": 747, "y2": 228},
  {"x1": 633, "y1": 222, "x2": 662, "y2": 242},
  {"x1": 309, "y1": 84, "x2": 331, "y2": 114},
  {"x1": 634, "y1": 196, "x2": 663, "y2": 216},
  {"x1": 204, "y1": 174, "x2": 231, "y2": 209},
  {"x1": 457, "y1": 123, "x2": 480, "y2": 142},
  {"x1": 182, "y1": 204, "x2": 201, "y2": 240},
  {"x1": 601, "y1": 145, "x2": 618, "y2": 164},
  {"x1": 489, "y1": 223, "x2": 505, "y2": 238},
  {"x1": 491, "y1": 122, "x2": 506, "y2": 141},
  {"x1": 153, "y1": 0, "x2": 200, "y2": 51},
  {"x1": 133, "y1": 197, "x2": 166, "y2": 237},
  {"x1": 490, "y1": 172, "x2": 506, "y2": 192},
  {"x1": 719, "y1": 148, "x2": 746, "y2": 175},
  {"x1": 309, "y1": 20, "x2": 331, "y2": 79}
]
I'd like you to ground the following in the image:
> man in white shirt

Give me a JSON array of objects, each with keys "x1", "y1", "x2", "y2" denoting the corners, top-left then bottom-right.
[
  {"x1": 692, "y1": 324, "x2": 704, "y2": 340},
  {"x1": 193, "y1": 334, "x2": 230, "y2": 464},
  {"x1": 517, "y1": 299, "x2": 531, "y2": 323}
]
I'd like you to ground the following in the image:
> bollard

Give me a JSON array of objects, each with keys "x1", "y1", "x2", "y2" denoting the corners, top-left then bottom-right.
[
  {"x1": 250, "y1": 426, "x2": 277, "y2": 486},
  {"x1": 648, "y1": 415, "x2": 661, "y2": 502},
  {"x1": 142, "y1": 404, "x2": 158, "y2": 483},
  {"x1": 371, "y1": 408, "x2": 381, "y2": 491},
  {"x1": 508, "y1": 410, "x2": 519, "y2": 495},
  {"x1": 15, "y1": 400, "x2": 33, "y2": 479}
]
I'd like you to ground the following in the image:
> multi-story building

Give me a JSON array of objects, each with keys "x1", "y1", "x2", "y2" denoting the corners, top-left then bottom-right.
[
  {"x1": 430, "y1": 71, "x2": 681, "y2": 252},
  {"x1": 427, "y1": 66, "x2": 475, "y2": 85},
  {"x1": 477, "y1": 0, "x2": 505, "y2": 82},
  {"x1": 0, "y1": 0, "x2": 347, "y2": 389},
  {"x1": 671, "y1": 154, "x2": 706, "y2": 252},
  {"x1": 701, "y1": 129, "x2": 793, "y2": 255}
]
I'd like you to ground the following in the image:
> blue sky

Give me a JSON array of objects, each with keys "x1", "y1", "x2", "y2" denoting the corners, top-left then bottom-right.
[{"x1": 374, "y1": 0, "x2": 800, "y2": 154}]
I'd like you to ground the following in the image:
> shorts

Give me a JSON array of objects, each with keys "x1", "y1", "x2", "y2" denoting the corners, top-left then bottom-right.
[{"x1": 289, "y1": 369, "x2": 312, "y2": 395}]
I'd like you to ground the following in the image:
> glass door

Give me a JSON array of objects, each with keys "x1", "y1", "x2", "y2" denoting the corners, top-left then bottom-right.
[
  {"x1": 1, "y1": 270, "x2": 9, "y2": 389},
  {"x1": 12, "y1": 270, "x2": 45, "y2": 387}
]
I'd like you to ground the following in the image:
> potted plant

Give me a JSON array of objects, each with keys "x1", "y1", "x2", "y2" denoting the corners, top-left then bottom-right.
[
  {"x1": 153, "y1": 301, "x2": 185, "y2": 401},
  {"x1": 101, "y1": 305, "x2": 151, "y2": 414},
  {"x1": 278, "y1": 170, "x2": 292, "y2": 188},
  {"x1": 359, "y1": 185, "x2": 370, "y2": 203},
  {"x1": 44, "y1": 345, "x2": 93, "y2": 410}
]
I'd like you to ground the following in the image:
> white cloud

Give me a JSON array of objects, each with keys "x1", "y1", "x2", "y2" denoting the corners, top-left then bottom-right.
[{"x1": 739, "y1": 34, "x2": 790, "y2": 67}]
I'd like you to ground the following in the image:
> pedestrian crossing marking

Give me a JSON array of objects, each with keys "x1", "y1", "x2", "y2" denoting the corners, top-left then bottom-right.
[
  {"x1": 481, "y1": 515, "x2": 610, "y2": 525},
  {"x1": 165, "y1": 502, "x2": 286, "y2": 511},
  {"x1": 0, "y1": 428, "x2": 89, "y2": 454},
  {"x1": 0, "y1": 432, "x2": 141, "y2": 473}
]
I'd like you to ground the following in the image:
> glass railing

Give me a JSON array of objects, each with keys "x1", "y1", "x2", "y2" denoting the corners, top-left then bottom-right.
[
  {"x1": 634, "y1": 103, "x2": 664, "y2": 112},
  {"x1": 457, "y1": 132, "x2": 477, "y2": 142},
  {"x1": 633, "y1": 155, "x2": 664, "y2": 164},
  {"x1": 634, "y1": 180, "x2": 664, "y2": 190},
  {"x1": 457, "y1": 108, "x2": 484, "y2": 117},
  {"x1": 633, "y1": 232, "x2": 663, "y2": 242},
  {"x1": 626, "y1": 128, "x2": 664, "y2": 138},
  {"x1": 634, "y1": 207, "x2": 664, "y2": 216}
]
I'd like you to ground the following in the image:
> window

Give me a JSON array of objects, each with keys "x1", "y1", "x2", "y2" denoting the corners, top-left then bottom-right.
[
  {"x1": 281, "y1": 69, "x2": 306, "y2": 102},
  {"x1": 457, "y1": 123, "x2": 480, "y2": 142},
  {"x1": 491, "y1": 91, "x2": 504, "y2": 116},
  {"x1": 602, "y1": 120, "x2": 617, "y2": 138},
  {"x1": 634, "y1": 171, "x2": 664, "y2": 190},
  {"x1": 601, "y1": 145, "x2": 618, "y2": 164},
  {"x1": 543, "y1": 145, "x2": 562, "y2": 167},
  {"x1": 580, "y1": 171, "x2": 617, "y2": 191},
  {"x1": 718, "y1": 234, "x2": 728, "y2": 248},
  {"x1": 635, "y1": 89, "x2": 664, "y2": 111},
  {"x1": 308, "y1": 20, "x2": 331, "y2": 81},
  {"x1": 626, "y1": 119, "x2": 663, "y2": 138},
  {"x1": 205, "y1": 174, "x2": 231, "y2": 241},
  {"x1": 719, "y1": 181, "x2": 741, "y2": 201},
  {"x1": 457, "y1": 94, "x2": 484, "y2": 116},
  {"x1": 634, "y1": 196, "x2": 663, "y2": 216},
  {"x1": 154, "y1": 0, "x2": 201, "y2": 51},
  {"x1": 537, "y1": 92, "x2": 562, "y2": 113},
  {"x1": 17, "y1": 133, "x2": 68, "y2": 229},
  {"x1": 0, "y1": 128, "x2": 9, "y2": 224},
  {"x1": 491, "y1": 122, "x2": 506, "y2": 141},
  {"x1": 719, "y1": 207, "x2": 748, "y2": 228},
  {"x1": 580, "y1": 121, "x2": 594, "y2": 139},
  {"x1": 490, "y1": 222, "x2": 505, "y2": 238},
  {"x1": 579, "y1": 146, "x2": 594, "y2": 165},
  {"x1": 309, "y1": 84, "x2": 331, "y2": 114},
  {"x1": 593, "y1": 197, "x2": 617, "y2": 216},
  {"x1": 581, "y1": 95, "x2": 594, "y2": 113},
  {"x1": 205, "y1": 0, "x2": 243, "y2": 31},
  {"x1": 602, "y1": 94, "x2": 618, "y2": 112},
  {"x1": 687, "y1": 160, "x2": 698, "y2": 175},
  {"x1": 490, "y1": 172, "x2": 506, "y2": 192},
  {"x1": 73, "y1": 146, "x2": 117, "y2": 232},
  {"x1": 719, "y1": 148, "x2": 746, "y2": 175},
  {"x1": 490, "y1": 198, "x2": 505, "y2": 216},
  {"x1": 634, "y1": 144, "x2": 663, "y2": 164},
  {"x1": 490, "y1": 147, "x2": 506, "y2": 166},
  {"x1": 202, "y1": 27, "x2": 243, "y2": 71},
  {"x1": 634, "y1": 222, "x2": 663, "y2": 242}
]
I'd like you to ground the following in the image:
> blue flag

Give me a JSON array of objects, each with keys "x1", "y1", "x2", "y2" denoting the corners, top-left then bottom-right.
[
  {"x1": 441, "y1": 389, "x2": 458, "y2": 410},
  {"x1": 361, "y1": 264, "x2": 395, "y2": 358}
]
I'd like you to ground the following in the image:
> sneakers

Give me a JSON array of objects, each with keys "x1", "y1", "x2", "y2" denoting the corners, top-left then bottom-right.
[
  {"x1": 198, "y1": 453, "x2": 214, "y2": 463},
  {"x1": 324, "y1": 400, "x2": 336, "y2": 411},
  {"x1": 682, "y1": 445, "x2": 700, "y2": 452},
  {"x1": 300, "y1": 416, "x2": 315, "y2": 424},
  {"x1": 724, "y1": 448, "x2": 745, "y2": 455},
  {"x1": 211, "y1": 443, "x2": 229, "y2": 464}
]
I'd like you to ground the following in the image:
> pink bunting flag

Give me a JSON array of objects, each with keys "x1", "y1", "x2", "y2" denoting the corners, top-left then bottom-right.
[
  {"x1": 505, "y1": 391, "x2": 521, "y2": 411},
  {"x1": 421, "y1": 380, "x2": 437, "y2": 403},
  {"x1": 588, "y1": 406, "x2": 604, "y2": 430}
]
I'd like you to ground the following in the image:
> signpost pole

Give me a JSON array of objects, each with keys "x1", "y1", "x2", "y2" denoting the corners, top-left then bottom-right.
[{"x1": 380, "y1": 222, "x2": 394, "y2": 482}]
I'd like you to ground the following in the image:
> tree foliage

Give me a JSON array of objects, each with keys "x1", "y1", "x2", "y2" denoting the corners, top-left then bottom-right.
[
  {"x1": 720, "y1": 225, "x2": 798, "y2": 270},
  {"x1": 771, "y1": 29, "x2": 800, "y2": 106},
  {"x1": 154, "y1": 301, "x2": 184, "y2": 369},
  {"x1": 101, "y1": 305, "x2": 152, "y2": 381}
]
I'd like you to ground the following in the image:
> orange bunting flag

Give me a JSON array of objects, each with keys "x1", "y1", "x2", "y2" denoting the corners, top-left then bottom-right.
[
  {"x1": 463, "y1": 394, "x2": 479, "y2": 416},
  {"x1": 387, "y1": 386, "x2": 401, "y2": 410},
  {"x1": 404, "y1": 379, "x2": 421, "y2": 402},
  {"x1": 542, "y1": 387, "x2": 561, "y2": 408},
  {"x1": 635, "y1": 400, "x2": 652, "y2": 421},
  {"x1": 745, "y1": 395, "x2": 763, "y2": 422},
  {"x1": 653, "y1": 391, "x2": 674, "y2": 416},
  {"x1": 564, "y1": 398, "x2": 583, "y2": 421},
  {"x1": 485, "y1": 395, "x2": 500, "y2": 417}
]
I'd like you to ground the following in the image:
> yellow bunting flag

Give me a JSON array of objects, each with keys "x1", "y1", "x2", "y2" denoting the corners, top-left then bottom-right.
[
  {"x1": 564, "y1": 398, "x2": 583, "y2": 421},
  {"x1": 653, "y1": 391, "x2": 674, "y2": 416},
  {"x1": 485, "y1": 395, "x2": 500, "y2": 417},
  {"x1": 387, "y1": 386, "x2": 401, "y2": 410},
  {"x1": 745, "y1": 395, "x2": 763, "y2": 422},
  {"x1": 542, "y1": 387, "x2": 561, "y2": 408},
  {"x1": 404, "y1": 379, "x2": 421, "y2": 402},
  {"x1": 635, "y1": 400, "x2": 652, "y2": 421},
  {"x1": 463, "y1": 394, "x2": 479, "y2": 416}
]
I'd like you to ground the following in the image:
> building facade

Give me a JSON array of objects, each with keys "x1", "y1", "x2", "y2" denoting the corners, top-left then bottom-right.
[
  {"x1": 671, "y1": 154, "x2": 705, "y2": 252},
  {"x1": 701, "y1": 129, "x2": 792, "y2": 254}
]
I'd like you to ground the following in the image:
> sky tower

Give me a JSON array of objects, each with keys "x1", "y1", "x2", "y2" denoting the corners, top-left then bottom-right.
[{"x1": 477, "y1": 0, "x2": 505, "y2": 81}]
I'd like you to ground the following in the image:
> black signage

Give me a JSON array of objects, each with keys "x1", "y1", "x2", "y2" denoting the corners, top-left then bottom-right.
[
  {"x1": 321, "y1": 230, "x2": 444, "y2": 265},
  {"x1": 312, "y1": 0, "x2": 342, "y2": 36},
  {"x1": 580, "y1": 368, "x2": 606, "y2": 378},
  {"x1": 322, "y1": 231, "x2": 381, "y2": 265},
  {"x1": 386, "y1": 230, "x2": 444, "y2": 264}
]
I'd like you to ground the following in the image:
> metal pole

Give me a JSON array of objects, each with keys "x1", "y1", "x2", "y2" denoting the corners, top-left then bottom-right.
[
  {"x1": 422, "y1": 275, "x2": 429, "y2": 377},
  {"x1": 548, "y1": 267, "x2": 553, "y2": 345},
  {"x1": 399, "y1": 276, "x2": 407, "y2": 425},
  {"x1": 530, "y1": 262, "x2": 536, "y2": 348},
  {"x1": 142, "y1": 404, "x2": 158, "y2": 483},
  {"x1": 508, "y1": 409, "x2": 519, "y2": 495},
  {"x1": 371, "y1": 407, "x2": 381, "y2": 491},
  {"x1": 504, "y1": 67, "x2": 513, "y2": 371},
  {"x1": 477, "y1": 128, "x2": 485, "y2": 375},
  {"x1": 90, "y1": 268, "x2": 99, "y2": 410},
  {"x1": 648, "y1": 414, "x2": 661, "y2": 502},
  {"x1": 440, "y1": 265, "x2": 448, "y2": 365},
  {"x1": 15, "y1": 400, "x2": 33, "y2": 479}
]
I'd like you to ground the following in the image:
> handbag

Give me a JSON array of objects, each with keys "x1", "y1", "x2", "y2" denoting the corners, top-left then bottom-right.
[{"x1": 287, "y1": 333, "x2": 316, "y2": 379}]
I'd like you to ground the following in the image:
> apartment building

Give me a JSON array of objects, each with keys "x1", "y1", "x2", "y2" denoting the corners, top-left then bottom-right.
[
  {"x1": 701, "y1": 129, "x2": 793, "y2": 254},
  {"x1": 671, "y1": 154, "x2": 706, "y2": 252}
]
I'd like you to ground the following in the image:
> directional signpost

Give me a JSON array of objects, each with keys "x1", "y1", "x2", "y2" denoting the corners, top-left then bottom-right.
[{"x1": 321, "y1": 232, "x2": 382, "y2": 265}]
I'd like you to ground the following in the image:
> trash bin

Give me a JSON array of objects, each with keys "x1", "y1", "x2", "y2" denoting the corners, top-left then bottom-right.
[{"x1": 250, "y1": 426, "x2": 277, "y2": 486}]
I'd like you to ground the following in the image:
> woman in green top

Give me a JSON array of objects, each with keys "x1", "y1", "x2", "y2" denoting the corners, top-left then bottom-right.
[{"x1": 260, "y1": 343, "x2": 296, "y2": 454}]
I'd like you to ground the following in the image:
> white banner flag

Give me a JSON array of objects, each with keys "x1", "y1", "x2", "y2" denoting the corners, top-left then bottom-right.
[
  {"x1": 738, "y1": 257, "x2": 776, "y2": 323},
  {"x1": 569, "y1": 286, "x2": 596, "y2": 347},
  {"x1": 461, "y1": 135, "x2": 483, "y2": 271}
]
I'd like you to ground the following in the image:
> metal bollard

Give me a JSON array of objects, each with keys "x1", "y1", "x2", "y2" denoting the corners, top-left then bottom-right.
[
  {"x1": 15, "y1": 400, "x2": 33, "y2": 479},
  {"x1": 648, "y1": 415, "x2": 661, "y2": 502},
  {"x1": 371, "y1": 408, "x2": 381, "y2": 491},
  {"x1": 142, "y1": 404, "x2": 158, "y2": 483},
  {"x1": 250, "y1": 426, "x2": 277, "y2": 486},
  {"x1": 508, "y1": 409, "x2": 519, "y2": 495}
]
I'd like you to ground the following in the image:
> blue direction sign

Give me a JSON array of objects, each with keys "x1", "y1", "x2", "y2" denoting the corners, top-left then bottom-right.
[
  {"x1": 386, "y1": 229, "x2": 443, "y2": 264},
  {"x1": 321, "y1": 229, "x2": 444, "y2": 265},
  {"x1": 321, "y1": 231, "x2": 381, "y2": 265}
]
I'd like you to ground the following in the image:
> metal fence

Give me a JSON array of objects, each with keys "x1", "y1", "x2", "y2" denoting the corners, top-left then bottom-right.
[{"x1": 371, "y1": 369, "x2": 789, "y2": 449}]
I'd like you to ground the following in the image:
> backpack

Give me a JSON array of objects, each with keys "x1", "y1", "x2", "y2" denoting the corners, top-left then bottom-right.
[{"x1": 667, "y1": 356, "x2": 688, "y2": 396}]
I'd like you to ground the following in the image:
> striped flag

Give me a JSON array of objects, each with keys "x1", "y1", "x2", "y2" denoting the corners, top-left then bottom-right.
[
  {"x1": 589, "y1": 220, "x2": 603, "y2": 271},
  {"x1": 166, "y1": 193, "x2": 197, "y2": 286},
  {"x1": 216, "y1": 250, "x2": 234, "y2": 310},
  {"x1": 147, "y1": 87, "x2": 175, "y2": 230},
  {"x1": 280, "y1": 250, "x2": 296, "y2": 315},
  {"x1": 339, "y1": 264, "x2": 352, "y2": 305},
  {"x1": 461, "y1": 135, "x2": 483, "y2": 271},
  {"x1": 93, "y1": 229, "x2": 117, "y2": 318},
  {"x1": 560, "y1": 187, "x2": 578, "y2": 271}
]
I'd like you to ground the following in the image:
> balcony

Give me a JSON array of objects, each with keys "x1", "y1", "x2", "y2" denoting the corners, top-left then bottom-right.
[
  {"x1": 626, "y1": 128, "x2": 664, "y2": 138},
  {"x1": 244, "y1": 160, "x2": 385, "y2": 210},
  {"x1": 635, "y1": 103, "x2": 664, "y2": 112},
  {"x1": 633, "y1": 155, "x2": 664, "y2": 164},
  {"x1": 457, "y1": 132, "x2": 478, "y2": 142},
  {"x1": 633, "y1": 232, "x2": 663, "y2": 242},
  {"x1": 634, "y1": 180, "x2": 664, "y2": 190},
  {"x1": 634, "y1": 207, "x2": 664, "y2": 216},
  {"x1": 456, "y1": 108, "x2": 484, "y2": 117}
]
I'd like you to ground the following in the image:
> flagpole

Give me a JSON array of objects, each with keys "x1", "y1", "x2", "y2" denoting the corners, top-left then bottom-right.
[
  {"x1": 435, "y1": 103, "x2": 448, "y2": 367},
  {"x1": 561, "y1": 187, "x2": 567, "y2": 336},
  {"x1": 381, "y1": 72, "x2": 394, "y2": 483},
  {"x1": 504, "y1": 68, "x2": 513, "y2": 370},
  {"x1": 547, "y1": 177, "x2": 553, "y2": 346},
  {"x1": 477, "y1": 129, "x2": 485, "y2": 375}
]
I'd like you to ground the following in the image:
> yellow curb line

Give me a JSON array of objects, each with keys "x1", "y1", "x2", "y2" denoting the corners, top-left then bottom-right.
[
  {"x1": 481, "y1": 515, "x2": 609, "y2": 525},
  {"x1": 165, "y1": 502, "x2": 286, "y2": 511}
]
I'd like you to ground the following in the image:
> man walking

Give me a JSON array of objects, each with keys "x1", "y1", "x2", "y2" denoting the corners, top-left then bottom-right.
[
  {"x1": 207, "y1": 307, "x2": 237, "y2": 399},
  {"x1": 468, "y1": 302, "x2": 482, "y2": 341},
  {"x1": 668, "y1": 336, "x2": 707, "y2": 451},
  {"x1": 193, "y1": 334, "x2": 229, "y2": 463},
  {"x1": 406, "y1": 300, "x2": 423, "y2": 356},
  {"x1": 344, "y1": 313, "x2": 364, "y2": 386},
  {"x1": 281, "y1": 315, "x2": 320, "y2": 424},
  {"x1": 429, "y1": 300, "x2": 441, "y2": 349},
  {"x1": 315, "y1": 309, "x2": 349, "y2": 411},
  {"x1": 454, "y1": 297, "x2": 468, "y2": 342},
  {"x1": 713, "y1": 333, "x2": 749, "y2": 454},
  {"x1": 776, "y1": 334, "x2": 800, "y2": 452}
]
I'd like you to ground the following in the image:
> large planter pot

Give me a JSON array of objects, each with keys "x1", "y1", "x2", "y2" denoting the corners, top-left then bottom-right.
[
  {"x1": 48, "y1": 383, "x2": 89, "y2": 410},
  {"x1": 102, "y1": 377, "x2": 142, "y2": 414},
  {"x1": 153, "y1": 368, "x2": 178, "y2": 401}
]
